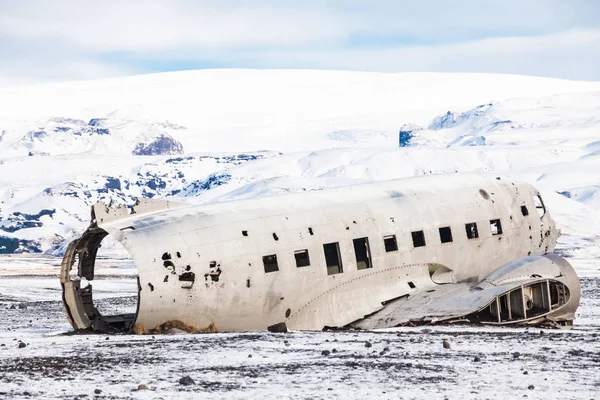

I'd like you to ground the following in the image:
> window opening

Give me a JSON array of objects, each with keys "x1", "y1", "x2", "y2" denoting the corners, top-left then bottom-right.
[
  {"x1": 323, "y1": 242, "x2": 343, "y2": 275},
  {"x1": 439, "y1": 226, "x2": 453, "y2": 243},
  {"x1": 411, "y1": 231, "x2": 426, "y2": 248},
  {"x1": 465, "y1": 222, "x2": 479, "y2": 239},
  {"x1": 550, "y1": 281, "x2": 569, "y2": 308},
  {"x1": 242, "y1": 230, "x2": 248, "y2": 237},
  {"x1": 383, "y1": 235, "x2": 398, "y2": 252},
  {"x1": 533, "y1": 195, "x2": 546, "y2": 218},
  {"x1": 521, "y1": 206, "x2": 529, "y2": 216},
  {"x1": 294, "y1": 249, "x2": 310, "y2": 268},
  {"x1": 408, "y1": 281, "x2": 416, "y2": 289},
  {"x1": 353, "y1": 237, "x2": 372, "y2": 270},
  {"x1": 490, "y1": 219, "x2": 503, "y2": 235},
  {"x1": 262, "y1": 254, "x2": 279, "y2": 273},
  {"x1": 308, "y1": 227, "x2": 314, "y2": 235}
]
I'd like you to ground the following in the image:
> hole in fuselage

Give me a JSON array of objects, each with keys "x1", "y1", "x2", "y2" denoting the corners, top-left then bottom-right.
[
  {"x1": 65, "y1": 230, "x2": 139, "y2": 333},
  {"x1": 88, "y1": 236, "x2": 139, "y2": 332}
]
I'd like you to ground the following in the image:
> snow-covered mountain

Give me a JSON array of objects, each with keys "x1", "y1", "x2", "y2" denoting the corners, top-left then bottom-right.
[{"x1": 0, "y1": 70, "x2": 599, "y2": 255}]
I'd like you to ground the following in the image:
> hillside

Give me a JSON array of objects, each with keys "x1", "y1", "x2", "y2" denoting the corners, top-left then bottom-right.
[{"x1": 0, "y1": 70, "x2": 599, "y2": 254}]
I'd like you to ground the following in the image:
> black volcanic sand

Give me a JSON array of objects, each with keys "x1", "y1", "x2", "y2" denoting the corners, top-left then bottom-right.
[{"x1": 0, "y1": 277, "x2": 598, "y2": 399}]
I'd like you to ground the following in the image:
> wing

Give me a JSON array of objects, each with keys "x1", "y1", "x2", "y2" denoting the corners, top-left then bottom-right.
[{"x1": 351, "y1": 254, "x2": 580, "y2": 329}]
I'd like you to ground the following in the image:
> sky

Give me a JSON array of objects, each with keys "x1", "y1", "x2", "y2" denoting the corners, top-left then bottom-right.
[{"x1": 0, "y1": 0, "x2": 599, "y2": 86}]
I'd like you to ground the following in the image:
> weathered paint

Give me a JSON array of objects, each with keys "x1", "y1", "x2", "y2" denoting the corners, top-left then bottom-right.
[{"x1": 60, "y1": 173, "x2": 579, "y2": 333}]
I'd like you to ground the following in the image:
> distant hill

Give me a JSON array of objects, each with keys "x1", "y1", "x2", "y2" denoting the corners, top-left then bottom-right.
[{"x1": 0, "y1": 69, "x2": 599, "y2": 255}]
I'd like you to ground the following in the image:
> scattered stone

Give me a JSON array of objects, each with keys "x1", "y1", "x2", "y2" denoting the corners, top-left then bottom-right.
[
  {"x1": 321, "y1": 350, "x2": 331, "y2": 356},
  {"x1": 18, "y1": 303, "x2": 27, "y2": 310},
  {"x1": 179, "y1": 376, "x2": 195, "y2": 386},
  {"x1": 365, "y1": 341, "x2": 372, "y2": 348},
  {"x1": 248, "y1": 354, "x2": 252, "y2": 358},
  {"x1": 443, "y1": 339, "x2": 451, "y2": 350},
  {"x1": 284, "y1": 340, "x2": 290, "y2": 347},
  {"x1": 568, "y1": 349, "x2": 584, "y2": 356},
  {"x1": 421, "y1": 328, "x2": 432, "y2": 333},
  {"x1": 332, "y1": 348, "x2": 338, "y2": 353},
  {"x1": 9, "y1": 304, "x2": 16, "y2": 310},
  {"x1": 523, "y1": 371, "x2": 528, "y2": 375},
  {"x1": 18, "y1": 342, "x2": 26, "y2": 349},
  {"x1": 267, "y1": 322, "x2": 288, "y2": 333},
  {"x1": 528, "y1": 385, "x2": 535, "y2": 390},
  {"x1": 94, "y1": 389, "x2": 102, "y2": 394},
  {"x1": 512, "y1": 352, "x2": 521, "y2": 359},
  {"x1": 473, "y1": 356, "x2": 481, "y2": 362},
  {"x1": 137, "y1": 384, "x2": 149, "y2": 391},
  {"x1": 105, "y1": 337, "x2": 109, "y2": 341}
]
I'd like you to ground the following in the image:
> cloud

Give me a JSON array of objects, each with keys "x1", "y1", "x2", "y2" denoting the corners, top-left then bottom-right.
[
  {"x1": 229, "y1": 29, "x2": 600, "y2": 80},
  {"x1": 0, "y1": 1, "x2": 347, "y2": 51},
  {"x1": 0, "y1": 0, "x2": 598, "y2": 84}
]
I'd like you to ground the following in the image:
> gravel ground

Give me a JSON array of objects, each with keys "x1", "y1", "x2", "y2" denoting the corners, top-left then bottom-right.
[{"x1": 0, "y1": 258, "x2": 599, "y2": 399}]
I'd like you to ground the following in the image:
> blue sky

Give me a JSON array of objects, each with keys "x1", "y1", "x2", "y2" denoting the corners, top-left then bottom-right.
[{"x1": 0, "y1": 0, "x2": 599, "y2": 85}]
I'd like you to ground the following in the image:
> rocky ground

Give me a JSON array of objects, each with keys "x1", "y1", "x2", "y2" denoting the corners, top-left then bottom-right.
[{"x1": 0, "y1": 256, "x2": 599, "y2": 399}]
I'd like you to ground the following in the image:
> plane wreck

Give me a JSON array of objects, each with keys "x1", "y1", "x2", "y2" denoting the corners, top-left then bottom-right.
[{"x1": 60, "y1": 173, "x2": 580, "y2": 333}]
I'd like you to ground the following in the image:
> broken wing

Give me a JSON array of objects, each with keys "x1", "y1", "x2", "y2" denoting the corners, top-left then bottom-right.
[{"x1": 351, "y1": 254, "x2": 580, "y2": 329}]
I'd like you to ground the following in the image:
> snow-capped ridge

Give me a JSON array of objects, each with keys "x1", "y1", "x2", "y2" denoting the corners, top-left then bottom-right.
[
  {"x1": 0, "y1": 117, "x2": 186, "y2": 158},
  {"x1": 0, "y1": 69, "x2": 599, "y2": 254},
  {"x1": 400, "y1": 92, "x2": 600, "y2": 149}
]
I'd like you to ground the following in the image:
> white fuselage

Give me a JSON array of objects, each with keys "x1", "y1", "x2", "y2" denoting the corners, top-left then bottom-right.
[{"x1": 100, "y1": 173, "x2": 558, "y2": 331}]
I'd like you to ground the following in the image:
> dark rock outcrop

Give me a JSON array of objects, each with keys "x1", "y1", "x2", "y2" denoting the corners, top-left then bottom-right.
[
  {"x1": 132, "y1": 135, "x2": 184, "y2": 156},
  {"x1": 398, "y1": 123, "x2": 422, "y2": 147}
]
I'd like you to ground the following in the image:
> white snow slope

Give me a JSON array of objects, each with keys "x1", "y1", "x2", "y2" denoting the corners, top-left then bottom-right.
[{"x1": 0, "y1": 69, "x2": 599, "y2": 257}]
